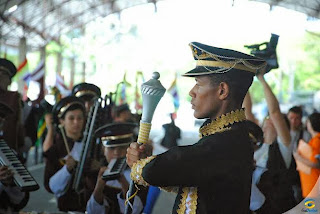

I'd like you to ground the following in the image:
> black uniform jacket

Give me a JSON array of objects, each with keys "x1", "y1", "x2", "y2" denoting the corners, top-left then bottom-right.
[
  {"x1": 43, "y1": 133, "x2": 87, "y2": 212},
  {"x1": 131, "y1": 109, "x2": 253, "y2": 214}
]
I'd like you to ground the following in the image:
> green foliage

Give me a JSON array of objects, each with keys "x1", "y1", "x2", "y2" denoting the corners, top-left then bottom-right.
[
  {"x1": 294, "y1": 33, "x2": 320, "y2": 91},
  {"x1": 250, "y1": 80, "x2": 264, "y2": 103}
]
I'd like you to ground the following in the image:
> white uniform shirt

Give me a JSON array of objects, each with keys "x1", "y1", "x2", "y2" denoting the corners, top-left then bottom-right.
[
  {"x1": 254, "y1": 136, "x2": 292, "y2": 169},
  {"x1": 49, "y1": 141, "x2": 83, "y2": 197}
]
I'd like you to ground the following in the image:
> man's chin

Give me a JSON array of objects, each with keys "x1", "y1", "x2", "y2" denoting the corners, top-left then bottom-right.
[{"x1": 194, "y1": 113, "x2": 206, "y2": 120}]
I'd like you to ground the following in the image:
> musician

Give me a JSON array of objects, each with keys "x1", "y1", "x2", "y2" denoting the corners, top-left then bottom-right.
[
  {"x1": 87, "y1": 122, "x2": 148, "y2": 214},
  {"x1": 127, "y1": 42, "x2": 267, "y2": 213},
  {"x1": 72, "y1": 82, "x2": 112, "y2": 172},
  {"x1": 72, "y1": 82, "x2": 101, "y2": 114},
  {"x1": 114, "y1": 103, "x2": 135, "y2": 123},
  {"x1": 0, "y1": 101, "x2": 29, "y2": 213},
  {"x1": 0, "y1": 58, "x2": 25, "y2": 160},
  {"x1": 43, "y1": 96, "x2": 87, "y2": 212}
]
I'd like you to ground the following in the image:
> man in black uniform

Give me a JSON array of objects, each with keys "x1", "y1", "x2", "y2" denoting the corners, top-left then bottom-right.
[
  {"x1": 127, "y1": 42, "x2": 267, "y2": 214},
  {"x1": 0, "y1": 58, "x2": 25, "y2": 160},
  {"x1": 0, "y1": 101, "x2": 29, "y2": 213}
]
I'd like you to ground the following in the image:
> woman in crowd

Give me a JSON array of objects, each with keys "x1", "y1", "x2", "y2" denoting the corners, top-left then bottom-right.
[
  {"x1": 294, "y1": 112, "x2": 320, "y2": 198},
  {"x1": 245, "y1": 69, "x2": 296, "y2": 214}
]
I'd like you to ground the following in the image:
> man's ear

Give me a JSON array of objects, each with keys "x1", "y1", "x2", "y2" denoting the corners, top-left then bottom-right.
[{"x1": 218, "y1": 82, "x2": 229, "y2": 100}]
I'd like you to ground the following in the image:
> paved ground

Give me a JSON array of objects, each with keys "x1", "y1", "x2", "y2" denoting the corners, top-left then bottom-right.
[{"x1": 21, "y1": 128, "x2": 199, "y2": 213}]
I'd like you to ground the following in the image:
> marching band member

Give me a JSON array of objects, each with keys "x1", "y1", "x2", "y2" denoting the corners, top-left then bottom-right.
[
  {"x1": 87, "y1": 122, "x2": 148, "y2": 214},
  {"x1": 43, "y1": 96, "x2": 87, "y2": 212},
  {"x1": 127, "y1": 42, "x2": 267, "y2": 213},
  {"x1": 0, "y1": 101, "x2": 29, "y2": 213},
  {"x1": 72, "y1": 82, "x2": 101, "y2": 114},
  {"x1": 0, "y1": 58, "x2": 25, "y2": 161}
]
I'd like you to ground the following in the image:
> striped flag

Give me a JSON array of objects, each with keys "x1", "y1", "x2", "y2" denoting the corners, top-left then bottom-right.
[
  {"x1": 23, "y1": 60, "x2": 45, "y2": 104},
  {"x1": 168, "y1": 75, "x2": 180, "y2": 114},
  {"x1": 14, "y1": 58, "x2": 28, "y2": 80},
  {"x1": 55, "y1": 73, "x2": 70, "y2": 97},
  {"x1": 14, "y1": 58, "x2": 29, "y2": 99},
  {"x1": 23, "y1": 60, "x2": 45, "y2": 82}
]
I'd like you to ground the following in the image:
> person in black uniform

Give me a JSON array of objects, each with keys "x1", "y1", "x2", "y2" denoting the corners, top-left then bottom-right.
[
  {"x1": 0, "y1": 101, "x2": 29, "y2": 213},
  {"x1": 72, "y1": 82, "x2": 101, "y2": 114},
  {"x1": 127, "y1": 42, "x2": 267, "y2": 214},
  {"x1": 0, "y1": 58, "x2": 25, "y2": 160},
  {"x1": 160, "y1": 113, "x2": 181, "y2": 149}
]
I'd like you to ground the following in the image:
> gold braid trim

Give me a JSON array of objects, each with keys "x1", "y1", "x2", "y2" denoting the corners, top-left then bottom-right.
[
  {"x1": 190, "y1": 45, "x2": 267, "y2": 71},
  {"x1": 177, "y1": 187, "x2": 198, "y2": 214},
  {"x1": 130, "y1": 156, "x2": 156, "y2": 187},
  {"x1": 199, "y1": 108, "x2": 246, "y2": 138},
  {"x1": 189, "y1": 187, "x2": 198, "y2": 214},
  {"x1": 160, "y1": 186, "x2": 179, "y2": 193},
  {"x1": 177, "y1": 187, "x2": 189, "y2": 214}
]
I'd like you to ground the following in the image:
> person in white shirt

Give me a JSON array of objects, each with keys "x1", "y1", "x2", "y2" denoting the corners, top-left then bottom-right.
[
  {"x1": 252, "y1": 70, "x2": 296, "y2": 214},
  {"x1": 43, "y1": 96, "x2": 87, "y2": 212}
]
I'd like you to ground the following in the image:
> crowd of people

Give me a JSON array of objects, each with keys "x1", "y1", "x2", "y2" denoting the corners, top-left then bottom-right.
[{"x1": 0, "y1": 40, "x2": 319, "y2": 214}]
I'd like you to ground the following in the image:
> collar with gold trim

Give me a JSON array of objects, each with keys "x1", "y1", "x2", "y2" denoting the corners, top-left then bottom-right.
[{"x1": 199, "y1": 108, "x2": 246, "y2": 137}]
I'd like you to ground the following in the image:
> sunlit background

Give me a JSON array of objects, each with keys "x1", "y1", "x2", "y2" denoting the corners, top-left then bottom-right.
[{"x1": 2, "y1": 0, "x2": 320, "y2": 129}]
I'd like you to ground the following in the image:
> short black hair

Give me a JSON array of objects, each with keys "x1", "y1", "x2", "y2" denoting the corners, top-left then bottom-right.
[
  {"x1": 308, "y1": 112, "x2": 320, "y2": 132},
  {"x1": 115, "y1": 103, "x2": 131, "y2": 117},
  {"x1": 288, "y1": 106, "x2": 302, "y2": 117},
  {"x1": 207, "y1": 69, "x2": 254, "y2": 105}
]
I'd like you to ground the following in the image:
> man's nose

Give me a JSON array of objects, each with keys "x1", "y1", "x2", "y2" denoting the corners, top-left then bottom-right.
[
  {"x1": 189, "y1": 86, "x2": 195, "y2": 98},
  {"x1": 113, "y1": 148, "x2": 120, "y2": 155},
  {"x1": 74, "y1": 118, "x2": 82, "y2": 125}
]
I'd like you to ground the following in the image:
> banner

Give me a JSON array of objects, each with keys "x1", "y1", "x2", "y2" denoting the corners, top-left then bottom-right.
[
  {"x1": 14, "y1": 58, "x2": 28, "y2": 80},
  {"x1": 117, "y1": 72, "x2": 131, "y2": 105},
  {"x1": 55, "y1": 73, "x2": 70, "y2": 97},
  {"x1": 168, "y1": 74, "x2": 180, "y2": 114}
]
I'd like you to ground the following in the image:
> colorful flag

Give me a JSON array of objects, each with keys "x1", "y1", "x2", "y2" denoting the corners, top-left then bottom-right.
[
  {"x1": 168, "y1": 75, "x2": 180, "y2": 114},
  {"x1": 135, "y1": 71, "x2": 144, "y2": 112},
  {"x1": 35, "y1": 116, "x2": 46, "y2": 147},
  {"x1": 23, "y1": 60, "x2": 45, "y2": 82},
  {"x1": 55, "y1": 73, "x2": 70, "y2": 97},
  {"x1": 24, "y1": 60, "x2": 45, "y2": 105},
  {"x1": 51, "y1": 86, "x2": 62, "y2": 103},
  {"x1": 118, "y1": 72, "x2": 131, "y2": 105},
  {"x1": 13, "y1": 58, "x2": 29, "y2": 99},
  {"x1": 14, "y1": 58, "x2": 28, "y2": 80}
]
